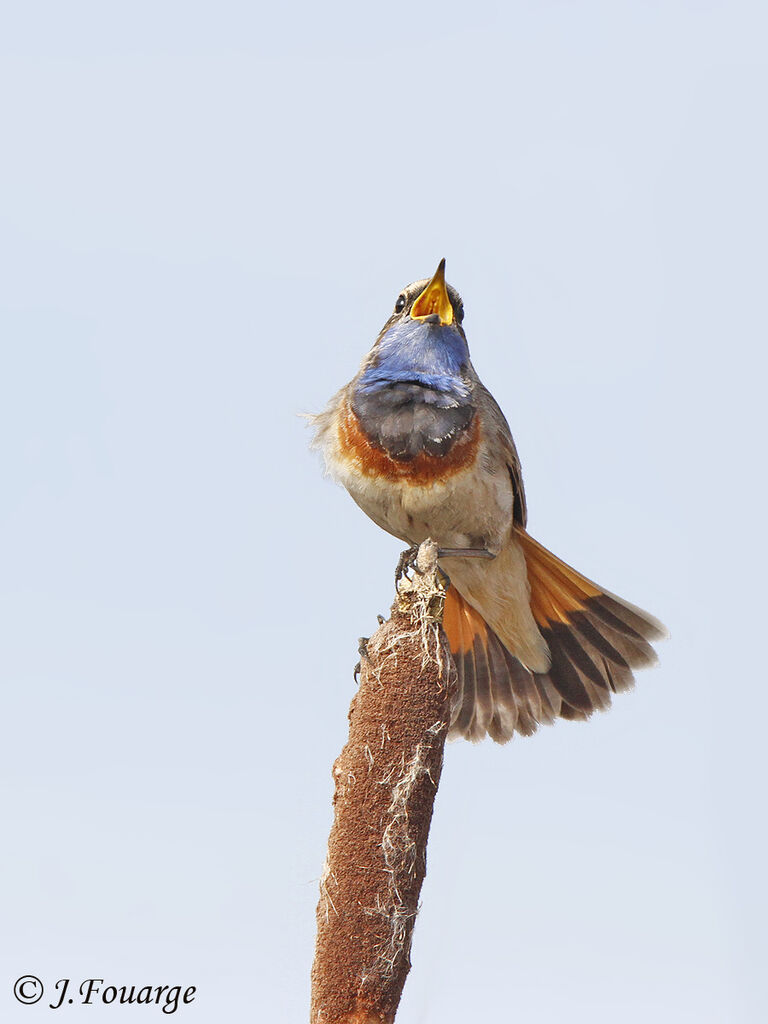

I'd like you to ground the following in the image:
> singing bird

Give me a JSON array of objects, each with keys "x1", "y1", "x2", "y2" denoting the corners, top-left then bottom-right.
[{"x1": 311, "y1": 260, "x2": 665, "y2": 743}]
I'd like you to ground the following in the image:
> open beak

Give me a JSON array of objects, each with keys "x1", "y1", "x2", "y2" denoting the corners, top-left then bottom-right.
[{"x1": 410, "y1": 258, "x2": 453, "y2": 326}]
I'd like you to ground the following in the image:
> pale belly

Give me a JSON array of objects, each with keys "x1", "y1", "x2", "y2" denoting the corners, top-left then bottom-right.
[
  {"x1": 336, "y1": 451, "x2": 548, "y2": 671},
  {"x1": 335, "y1": 454, "x2": 515, "y2": 555}
]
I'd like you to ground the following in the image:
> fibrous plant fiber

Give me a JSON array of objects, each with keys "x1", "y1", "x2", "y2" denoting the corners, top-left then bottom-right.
[{"x1": 310, "y1": 541, "x2": 454, "y2": 1023}]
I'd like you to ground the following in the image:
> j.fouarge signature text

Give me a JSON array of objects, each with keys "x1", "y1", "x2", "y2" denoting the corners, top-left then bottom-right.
[{"x1": 49, "y1": 978, "x2": 196, "y2": 1013}]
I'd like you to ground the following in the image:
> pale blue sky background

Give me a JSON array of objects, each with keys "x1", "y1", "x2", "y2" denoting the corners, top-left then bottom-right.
[{"x1": 2, "y1": 2, "x2": 766, "y2": 1021}]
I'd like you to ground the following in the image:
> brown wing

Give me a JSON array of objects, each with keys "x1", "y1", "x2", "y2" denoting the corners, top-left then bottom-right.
[{"x1": 473, "y1": 381, "x2": 527, "y2": 527}]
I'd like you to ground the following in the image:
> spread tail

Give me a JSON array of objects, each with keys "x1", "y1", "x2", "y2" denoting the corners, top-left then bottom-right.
[{"x1": 441, "y1": 530, "x2": 666, "y2": 743}]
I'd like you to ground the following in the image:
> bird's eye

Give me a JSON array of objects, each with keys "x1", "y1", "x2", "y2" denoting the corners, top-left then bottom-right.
[
  {"x1": 394, "y1": 293, "x2": 407, "y2": 314},
  {"x1": 456, "y1": 303, "x2": 465, "y2": 324}
]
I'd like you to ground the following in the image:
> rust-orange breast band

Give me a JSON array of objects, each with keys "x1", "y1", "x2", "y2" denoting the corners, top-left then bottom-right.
[{"x1": 338, "y1": 401, "x2": 481, "y2": 485}]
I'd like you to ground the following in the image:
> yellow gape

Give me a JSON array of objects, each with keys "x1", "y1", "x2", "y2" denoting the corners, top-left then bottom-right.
[{"x1": 410, "y1": 259, "x2": 453, "y2": 325}]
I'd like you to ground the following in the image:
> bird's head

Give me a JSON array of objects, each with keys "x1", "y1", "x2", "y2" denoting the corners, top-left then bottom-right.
[
  {"x1": 359, "y1": 260, "x2": 470, "y2": 393},
  {"x1": 383, "y1": 258, "x2": 465, "y2": 333}
]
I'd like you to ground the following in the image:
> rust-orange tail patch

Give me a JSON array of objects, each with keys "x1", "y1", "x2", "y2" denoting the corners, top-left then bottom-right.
[
  {"x1": 441, "y1": 533, "x2": 666, "y2": 744},
  {"x1": 442, "y1": 586, "x2": 561, "y2": 743}
]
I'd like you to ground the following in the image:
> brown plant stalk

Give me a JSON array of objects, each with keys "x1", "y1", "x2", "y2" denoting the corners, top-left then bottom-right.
[{"x1": 310, "y1": 539, "x2": 455, "y2": 1024}]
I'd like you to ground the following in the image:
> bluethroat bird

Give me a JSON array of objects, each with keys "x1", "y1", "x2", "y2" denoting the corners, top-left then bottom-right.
[{"x1": 312, "y1": 260, "x2": 665, "y2": 743}]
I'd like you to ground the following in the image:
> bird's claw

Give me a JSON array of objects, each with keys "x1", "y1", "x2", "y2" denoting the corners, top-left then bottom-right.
[
  {"x1": 395, "y1": 544, "x2": 422, "y2": 583},
  {"x1": 353, "y1": 636, "x2": 370, "y2": 684},
  {"x1": 396, "y1": 546, "x2": 457, "y2": 590}
]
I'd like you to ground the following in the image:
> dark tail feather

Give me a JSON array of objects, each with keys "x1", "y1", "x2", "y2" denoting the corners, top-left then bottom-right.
[
  {"x1": 520, "y1": 529, "x2": 666, "y2": 723},
  {"x1": 440, "y1": 533, "x2": 666, "y2": 743}
]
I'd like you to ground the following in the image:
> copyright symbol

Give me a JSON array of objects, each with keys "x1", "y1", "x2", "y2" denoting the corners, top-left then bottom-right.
[{"x1": 14, "y1": 975, "x2": 43, "y2": 1004}]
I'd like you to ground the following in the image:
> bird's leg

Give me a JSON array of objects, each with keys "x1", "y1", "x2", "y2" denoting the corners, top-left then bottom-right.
[
  {"x1": 436, "y1": 547, "x2": 496, "y2": 560},
  {"x1": 397, "y1": 545, "x2": 494, "y2": 588},
  {"x1": 434, "y1": 547, "x2": 495, "y2": 590}
]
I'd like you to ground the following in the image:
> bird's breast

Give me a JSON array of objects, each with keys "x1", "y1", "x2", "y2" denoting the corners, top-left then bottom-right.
[{"x1": 340, "y1": 391, "x2": 480, "y2": 486}]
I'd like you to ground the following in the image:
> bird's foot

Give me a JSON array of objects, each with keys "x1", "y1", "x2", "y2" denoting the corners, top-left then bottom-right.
[
  {"x1": 395, "y1": 544, "x2": 422, "y2": 583},
  {"x1": 353, "y1": 636, "x2": 370, "y2": 684},
  {"x1": 397, "y1": 544, "x2": 493, "y2": 588}
]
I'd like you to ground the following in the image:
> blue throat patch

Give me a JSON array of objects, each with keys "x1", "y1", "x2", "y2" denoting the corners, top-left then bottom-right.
[{"x1": 357, "y1": 320, "x2": 471, "y2": 398}]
